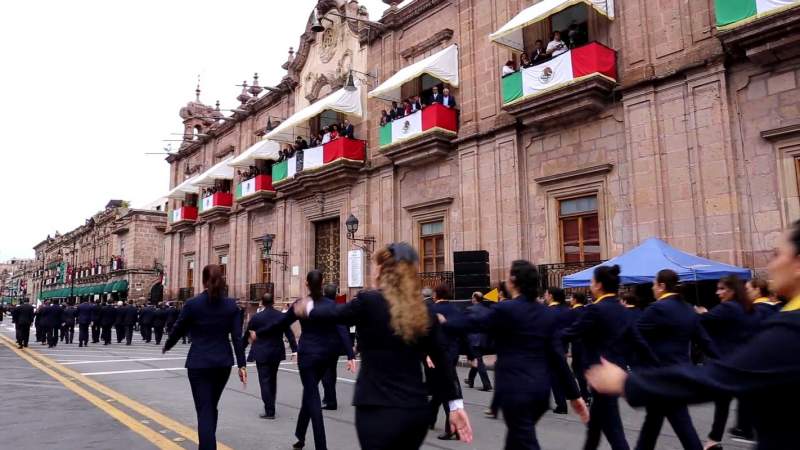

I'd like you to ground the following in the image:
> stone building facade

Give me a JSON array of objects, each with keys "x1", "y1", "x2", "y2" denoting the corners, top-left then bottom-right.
[
  {"x1": 162, "y1": 0, "x2": 800, "y2": 303},
  {"x1": 32, "y1": 202, "x2": 167, "y2": 305}
]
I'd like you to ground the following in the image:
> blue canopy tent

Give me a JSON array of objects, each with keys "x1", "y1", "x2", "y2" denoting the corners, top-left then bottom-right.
[{"x1": 562, "y1": 237, "x2": 751, "y2": 288}]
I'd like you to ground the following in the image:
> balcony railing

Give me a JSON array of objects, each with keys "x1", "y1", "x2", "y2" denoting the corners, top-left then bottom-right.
[
  {"x1": 170, "y1": 205, "x2": 198, "y2": 224},
  {"x1": 235, "y1": 174, "x2": 274, "y2": 201},
  {"x1": 537, "y1": 261, "x2": 604, "y2": 292},
  {"x1": 419, "y1": 271, "x2": 454, "y2": 296},
  {"x1": 178, "y1": 287, "x2": 194, "y2": 301},
  {"x1": 271, "y1": 137, "x2": 366, "y2": 196},
  {"x1": 199, "y1": 192, "x2": 233, "y2": 213},
  {"x1": 379, "y1": 103, "x2": 458, "y2": 148},
  {"x1": 249, "y1": 282, "x2": 274, "y2": 302}
]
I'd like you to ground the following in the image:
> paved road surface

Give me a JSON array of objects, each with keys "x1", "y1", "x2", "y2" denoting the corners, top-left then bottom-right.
[{"x1": 0, "y1": 323, "x2": 753, "y2": 449}]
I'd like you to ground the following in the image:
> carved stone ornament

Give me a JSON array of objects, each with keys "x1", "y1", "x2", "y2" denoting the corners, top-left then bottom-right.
[{"x1": 319, "y1": 23, "x2": 338, "y2": 64}]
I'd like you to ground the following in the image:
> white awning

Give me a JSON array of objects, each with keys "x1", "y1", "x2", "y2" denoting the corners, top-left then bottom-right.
[
  {"x1": 265, "y1": 87, "x2": 363, "y2": 143},
  {"x1": 368, "y1": 45, "x2": 460, "y2": 102},
  {"x1": 165, "y1": 175, "x2": 200, "y2": 199},
  {"x1": 228, "y1": 139, "x2": 281, "y2": 168},
  {"x1": 190, "y1": 157, "x2": 235, "y2": 188},
  {"x1": 490, "y1": 0, "x2": 614, "y2": 52}
]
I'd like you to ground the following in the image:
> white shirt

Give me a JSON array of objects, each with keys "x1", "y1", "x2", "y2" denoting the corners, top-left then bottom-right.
[
  {"x1": 321, "y1": 133, "x2": 331, "y2": 144},
  {"x1": 502, "y1": 65, "x2": 515, "y2": 76},
  {"x1": 547, "y1": 39, "x2": 567, "y2": 57}
]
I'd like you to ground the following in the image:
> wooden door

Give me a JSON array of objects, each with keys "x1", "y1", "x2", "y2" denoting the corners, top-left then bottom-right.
[{"x1": 314, "y1": 218, "x2": 341, "y2": 288}]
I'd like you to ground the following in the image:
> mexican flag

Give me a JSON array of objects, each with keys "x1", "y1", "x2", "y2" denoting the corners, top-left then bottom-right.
[
  {"x1": 236, "y1": 177, "x2": 257, "y2": 199},
  {"x1": 171, "y1": 209, "x2": 181, "y2": 223},
  {"x1": 200, "y1": 195, "x2": 213, "y2": 212},
  {"x1": 715, "y1": 0, "x2": 798, "y2": 28},
  {"x1": 303, "y1": 146, "x2": 324, "y2": 171},
  {"x1": 502, "y1": 43, "x2": 617, "y2": 104},
  {"x1": 380, "y1": 109, "x2": 423, "y2": 146}
]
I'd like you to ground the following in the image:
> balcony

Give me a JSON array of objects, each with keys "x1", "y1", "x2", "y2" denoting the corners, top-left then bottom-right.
[
  {"x1": 235, "y1": 174, "x2": 276, "y2": 210},
  {"x1": 198, "y1": 192, "x2": 233, "y2": 223},
  {"x1": 379, "y1": 103, "x2": 459, "y2": 167},
  {"x1": 249, "y1": 282, "x2": 274, "y2": 302},
  {"x1": 272, "y1": 137, "x2": 366, "y2": 197},
  {"x1": 178, "y1": 287, "x2": 194, "y2": 302},
  {"x1": 419, "y1": 271, "x2": 454, "y2": 297},
  {"x1": 501, "y1": 42, "x2": 617, "y2": 128},
  {"x1": 169, "y1": 205, "x2": 197, "y2": 232},
  {"x1": 537, "y1": 261, "x2": 604, "y2": 292},
  {"x1": 715, "y1": 3, "x2": 800, "y2": 65}
]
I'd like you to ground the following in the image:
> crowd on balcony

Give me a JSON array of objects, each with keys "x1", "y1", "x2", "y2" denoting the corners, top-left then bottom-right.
[
  {"x1": 379, "y1": 86, "x2": 457, "y2": 126},
  {"x1": 277, "y1": 119, "x2": 356, "y2": 161},
  {"x1": 237, "y1": 166, "x2": 263, "y2": 183},
  {"x1": 501, "y1": 23, "x2": 588, "y2": 77}
]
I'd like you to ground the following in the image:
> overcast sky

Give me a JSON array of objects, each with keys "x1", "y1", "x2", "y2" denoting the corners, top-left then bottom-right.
[{"x1": 0, "y1": 0, "x2": 401, "y2": 260}]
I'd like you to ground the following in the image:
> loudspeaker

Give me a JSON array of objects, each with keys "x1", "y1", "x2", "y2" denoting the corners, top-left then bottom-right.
[
  {"x1": 455, "y1": 274, "x2": 490, "y2": 287},
  {"x1": 453, "y1": 261, "x2": 489, "y2": 274},
  {"x1": 453, "y1": 250, "x2": 490, "y2": 300},
  {"x1": 454, "y1": 250, "x2": 489, "y2": 264}
]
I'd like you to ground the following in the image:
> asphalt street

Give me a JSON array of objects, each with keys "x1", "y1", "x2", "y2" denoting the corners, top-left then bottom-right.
[{"x1": 0, "y1": 322, "x2": 753, "y2": 450}]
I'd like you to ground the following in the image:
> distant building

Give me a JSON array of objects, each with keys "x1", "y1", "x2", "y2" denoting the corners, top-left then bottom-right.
[{"x1": 0, "y1": 258, "x2": 34, "y2": 304}]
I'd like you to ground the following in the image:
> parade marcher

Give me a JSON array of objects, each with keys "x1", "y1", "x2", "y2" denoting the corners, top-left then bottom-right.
[
  {"x1": 562, "y1": 265, "x2": 658, "y2": 450},
  {"x1": 244, "y1": 293, "x2": 298, "y2": 419},
  {"x1": 61, "y1": 303, "x2": 76, "y2": 344},
  {"x1": 633, "y1": 269, "x2": 718, "y2": 450},
  {"x1": 544, "y1": 287, "x2": 571, "y2": 415},
  {"x1": 100, "y1": 301, "x2": 117, "y2": 345},
  {"x1": 565, "y1": 292, "x2": 590, "y2": 403},
  {"x1": 320, "y1": 284, "x2": 355, "y2": 411},
  {"x1": 91, "y1": 299, "x2": 102, "y2": 343},
  {"x1": 428, "y1": 282, "x2": 463, "y2": 440},
  {"x1": 290, "y1": 243, "x2": 472, "y2": 449},
  {"x1": 153, "y1": 302, "x2": 167, "y2": 345},
  {"x1": 255, "y1": 270, "x2": 355, "y2": 450},
  {"x1": 163, "y1": 264, "x2": 247, "y2": 450},
  {"x1": 587, "y1": 219, "x2": 800, "y2": 450},
  {"x1": 76, "y1": 298, "x2": 94, "y2": 347},
  {"x1": 140, "y1": 303, "x2": 156, "y2": 343},
  {"x1": 123, "y1": 301, "x2": 138, "y2": 345},
  {"x1": 34, "y1": 302, "x2": 44, "y2": 344},
  {"x1": 696, "y1": 275, "x2": 756, "y2": 449},
  {"x1": 166, "y1": 302, "x2": 178, "y2": 334},
  {"x1": 115, "y1": 301, "x2": 126, "y2": 343},
  {"x1": 44, "y1": 300, "x2": 62, "y2": 348},
  {"x1": 13, "y1": 299, "x2": 34, "y2": 348},
  {"x1": 485, "y1": 281, "x2": 512, "y2": 419},
  {"x1": 464, "y1": 292, "x2": 492, "y2": 392}
]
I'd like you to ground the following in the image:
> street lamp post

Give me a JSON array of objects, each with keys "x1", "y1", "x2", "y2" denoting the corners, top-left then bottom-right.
[
  {"x1": 261, "y1": 234, "x2": 288, "y2": 271},
  {"x1": 345, "y1": 214, "x2": 375, "y2": 255}
]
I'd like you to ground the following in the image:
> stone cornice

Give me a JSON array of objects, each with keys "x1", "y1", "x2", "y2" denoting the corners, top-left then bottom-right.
[
  {"x1": 534, "y1": 164, "x2": 614, "y2": 186},
  {"x1": 400, "y1": 29, "x2": 453, "y2": 60},
  {"x1": 403, "y1": 196, "x2": 454, "y2": 212},
  {"x1": 761, "y1": 123, "x2": 800, "y2": 141},
  {"x1": 379, "y1": 0, "x2": 449, "y2": 31}
]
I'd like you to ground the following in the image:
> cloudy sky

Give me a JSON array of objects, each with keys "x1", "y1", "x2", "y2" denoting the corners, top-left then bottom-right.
[{"x1": 0, "y1": 0, "x2": 401, "y2": 260}]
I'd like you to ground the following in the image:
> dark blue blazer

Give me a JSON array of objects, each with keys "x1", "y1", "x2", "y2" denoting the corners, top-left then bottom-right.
[
  {"x1": 430, "y1": 300, "x2": 463, "y2": 362},
  {"x1": 563, "y1": 295, "x2": 658, "y2": 367},
  {"x1": 465, "y1": 303, "x2": 491, "y2": 350},
  {"x1": 701, "y1": 300, "x2": 756, "y2": 355},
  {"x1": 164, "y1": 292, "x2": 246, "y2": 369},
  {"x1": 754, "y1": 301, "x2": 781, "y2": 330},
  {"x1": 637, "y1": 294, "x2": 718, "y2": 366},
  {"x1": 100, "y1": 305, "x2": 117, "y2": 327},
  {"x1": 139, "y1": 306, "x2": 156, "y2": 325},
  {"x1": 122, "y1": 305, "x2": 138, "y2": 326},
  {"x1": 625, "y1": 310, "x2": 800, "y2": 450},
  {"x1": 77, "y1": 303, "x2": 94, "y2": 325},
  {"x1": 90, "y1": 303, "x2": 101, "y2": 323},
  {"x1": 62, "y1": 306, "x2": 76, "y2": 326},
  {"x1": 244, "y1": 308, "x2": 298, "y2": 364},
  {"x1": 14, "y1": 304, "x2": 34, "y2": 326},
  {"x1": 562, "y1": 305, "x2": 588, "y2": 367},
  {"x1": 166, "y1": 307, "x2": 179, "y2": 326},
  {"x1": 449, "y1": 295, "x2": 580, "y2": 406},
  {"x1": 41, "y1": 305, "x2": 62, "y2": 328},
  {"x1": 153, "y1": 308, "x2": 168, "y2": 328}
]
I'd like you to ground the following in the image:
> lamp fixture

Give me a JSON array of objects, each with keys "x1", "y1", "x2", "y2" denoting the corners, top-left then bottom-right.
[
  {"x1": 345, "y1": 214, "x2": 375, "y2": 254},
  {"x1": 260, "y1": 234, "x2": 288, "y2": 271}
]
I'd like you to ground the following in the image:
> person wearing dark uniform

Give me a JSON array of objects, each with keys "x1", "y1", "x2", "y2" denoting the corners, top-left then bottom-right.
[
  {"x1": 428, "y1": 283, "x2": 464, "y2": 440},
  {"x1": 320, "y1": 284, "x2": 355, "y2": 411},
  {"x1": 91, "y1": 300, "x2": 102, "y2": 343},
  {"x1": 163, "y1": 265, "x2": 246, "y2": 450},
  {"x1": 444, "y1": 260, "x2": 588, "y2": 450},
  {"x1": 44, "y1": 301, "x2": 62, "y2": 348},
  {"x1": 545, "y1": 287, "x2": 572, "y2": 415},
  {"x1": 62, "y1": 303, "x2": 76, "y2": 344},
  {"x1": 587, "y1": 219, "x2": 800, "y2": 450},
  {"x1": 100, "y1": 301, "x2": 117, "y2": 345},
  {"x1": 115, "y1": 302, "x2": 126, "y2": 343},
  {"x1": 13, "y1": 300, "x2": 34, "y2": 348},
  {"x1": 562, "y1": 265, "x2": 658, "y2": 450},
  {"x1": 290, "y1": 243, "x2": 472, "y2": 450},
  {"x1": 697, "y1": 275, "x2": 756, "y2": 449},
  {"x1": 153, "y1": 303, "x2": 167, "y2": 345},
  {"x1": 465, "y1": 292, "x2": 492, "y2": 392},
  {"x1": 244, "y1": 293, "x2": 298, "y2": 419},
  {"x1": 166, "y1": 303, "x2": 178, "y2": 334},
  {"x1": 633, "y1": 269, "x2": 718, "y2": 450},
  {"x1": 565, "y1": 292, "x2": 590, "y2": 402},
  {"x1": 140, "y1": 304, "x2": 156, "y2": 343},
  {"x1": 255, "y1": 271, "x2": 352, "y2": 450},
  {"x1": 123, "y1": 301, "x2": 138, "y2": 345},
  {"x1": 76, "y1": 299, "x2": 94, "y2": 347}
]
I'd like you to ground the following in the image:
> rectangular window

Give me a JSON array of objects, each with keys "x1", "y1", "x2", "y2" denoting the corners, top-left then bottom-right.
[
  {"x1": 420, "y1": 220, "x2": 445, "y2": 272},
  {"x1": 186, "y1": 260, "x2": 194, "y2": 288},
  {"x1": 261, "y1": 258, "x2": 272, "y2": 284},
  {"x1": 559, "y1": 195, "x2": 600, "y2": 263},
  {"x1": 219, "y1": 255, "x2": 228, "y2": 281}
]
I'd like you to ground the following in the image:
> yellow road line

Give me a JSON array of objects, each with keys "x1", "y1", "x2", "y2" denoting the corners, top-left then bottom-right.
[
  {"x1": 0, "y1": 337, "x2": 183, "y2": 450},
  {"x1": 0, "y1": 334, "x2": 233, "y2": 450}
]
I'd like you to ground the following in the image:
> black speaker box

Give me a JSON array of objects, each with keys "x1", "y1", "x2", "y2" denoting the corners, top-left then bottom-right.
[
  {"x1": 453, "y1": 261, "x2": 489, "y2": 275},
  {"x1": 453, "y1": 250, "x2": 489, "y2": 264},
  {"x1": 455, "y1": 274, "x2": 490, "y2": 287}
]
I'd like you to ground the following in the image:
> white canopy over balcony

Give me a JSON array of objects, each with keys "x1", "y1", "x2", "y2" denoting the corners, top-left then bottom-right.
[
  {"x1": 228, "y1": 139, "x2": 281, "y2": 168},
  {"x1": 265, "y1": 87, "x2": 363, "y2": 143},
  {"x1": 190, "y1": 156, "x2": 235, "y2": 188},
  {"x1": 165, "y1": 175, "x2": 200, "y2": 199},
  {"x1": 368, "y1": 44, "x2": 460, "y2": 102},
  {"x1": 490, "y1": 0, "x2": 614, "y2": 52}
]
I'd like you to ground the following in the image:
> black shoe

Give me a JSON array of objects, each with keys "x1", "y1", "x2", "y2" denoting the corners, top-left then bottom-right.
[
  {"x1": 704, "y1": 444, "x2": 723, "y2": 450},
  {"x1": 259, "y1": 413, "x2": 275, "y2": 419},
  {"x1": 480, "y1": 386, "x2": 493, "y2": 392},
  {"x1": 484, "y1": 409, "x2": 497, "y2": 419},
  {"x1": 463, "y1": 378, "x2": 474, "y2": 388},
  {"x1": 553, "y1": 407, "x2": 568, "y2": 414},
  {"x1": 292, "y1": 441, "x2": 305, "y2": 449},
  {"x1": 437, "y1": 432, "x2": 459, "y2": 441},
  {"x1": 728, "y1": 427, "x2": 754, "y2": 441},
  {"x1": 321, "y1": 403, "x2": 337, "y2": 410}
]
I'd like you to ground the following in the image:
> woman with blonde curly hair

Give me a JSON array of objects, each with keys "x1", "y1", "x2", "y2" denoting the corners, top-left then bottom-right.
[{"x1": 292, "y1": 242, "x2": 472, "y2": 449}]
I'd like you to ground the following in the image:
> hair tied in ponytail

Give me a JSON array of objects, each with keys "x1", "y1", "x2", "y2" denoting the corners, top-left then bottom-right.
[{"x1": 388, "y1": 242, "x2": 419, "y2": 265}]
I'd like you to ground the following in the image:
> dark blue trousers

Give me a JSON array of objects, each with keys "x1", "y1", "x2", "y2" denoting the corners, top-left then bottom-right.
[
  {"x1": 502, "y1": 397, "x2": 549, "y2": 450},
  {"x1": 78, "y1": 324, "x2": 89, "y2": 346},
  {"x1": 188, "y1": 367, "x2": 231, "y2": 450},
  {"x1": 296, "y1": 357, "x2": 335, "y2": 449},
  {"x1": 321, "y1": 360, "x2": 337, "y2": 407},
  {"x1": 584, "y1": 393, "x2": 629, "y2": 450},
  {"x1": 634, "y1": 405, "x2": 702, "y2": 450}
]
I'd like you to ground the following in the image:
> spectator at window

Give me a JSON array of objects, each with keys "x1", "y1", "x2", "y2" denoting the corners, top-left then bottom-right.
[
  {"x1": 531, "y1": 39, "x2": 548, "y2": 65},
  {"x1": 329, "y1": 124, "x2": 340, "y2": 140},
  {"x1": 546, "y1": 31, "x2": 567, "y2": 57},
  {"x1": 520, "y1": 52, "x2": 532, "y2": 69},
  {"x1": 321, "y1": 127, "x2": 332, "y2": 144},
  {"x1": 412, "y1": 95, "x2": 422, "y2": 112},
  {"x1": 309, "y1": 135, "x2": 319, "y2": 147},
  {"x1": 567, "y1": 21, "x2": 584, "y2": 48},
  {"x1": 441, "y1": 88, "x2": 456, "y2": 109},
  {"x1": 294, "y1": 135, "x2": 308, "y2": 151},
  {"x1": 341, "y1": 119, "x2": 354, "y2": 139},
  {"x1": 389, "y1": 102, "x2": 399, "y2": 121},
  {"x1": 394, "y1": 101, "x2": 405, "y2": 119},
  {"x1": 403, "y1": 99, "x2": 413, "y2": 116},
  {"x1": 380, "y1": 110, "x2": 390, "y2": 126},
  {"x1": 429, "y1": 86, "x2": 443, "y2": 105},
  {"x1": 502, "y1": 60, "x2": 517, "y2": 77}
]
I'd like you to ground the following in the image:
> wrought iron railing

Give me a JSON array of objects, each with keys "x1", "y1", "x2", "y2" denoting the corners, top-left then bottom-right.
[
  {"x1": 178, "y1": 287, "x2": 194, "y2": 301},
  {"x1": 249, "y1": 282, "x2": 274, "y2": 302},
  {"x1": 537, "y1": 261, "x2": 604, "y2": 291},
  {"x1": 419, "y1": 271, "x2": 454, "y2": 294}
]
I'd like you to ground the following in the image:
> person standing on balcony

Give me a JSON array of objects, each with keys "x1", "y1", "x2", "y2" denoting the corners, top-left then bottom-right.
[
  {"x1": 441, "y1": 88, "x2": 456, "y2": 109},
  {"x1": 520, "y1": 52, "x2": 533, "y2": 69},
  {"x1": 531, "y1": 40, "x2": 548, "y2": 65},
  {"x1": 502, "y1": 60, "x2": 517, "y2": 77},
  {"x1": 429, "y1": 86, "x2": 443, "y2": 105},
  {"x1": 546, "y1": 31, "x2": 568, "y2": 58},
  {"x1": 341, "y1": 119, "x2": 354, "y2": 139},
  {"x1": 380, "y1": 110, "x2": 390, "y2": 126},
  {"x1": 321, "y1": 127, "x2": 332, "y2": 144}
]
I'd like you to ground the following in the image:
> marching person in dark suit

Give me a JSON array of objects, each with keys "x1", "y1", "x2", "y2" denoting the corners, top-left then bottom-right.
[
  {"x1": 633, "y1": 269, "x2": 718, "y2": 450},
  {"x1": 565, "y1": 292, "x2": 590, "y2": 402},
  {"x1": 13, "y1": 300, "x2": 34, "y2": 348},
  {"x1": 320, "y1": 284, "x2": 355, "y2": 411},
  {"x1": 464, "y1": 292, "x2": 492, "y2": 392},
  {"x1": 123, "y1": 301, "x2": 138, "y2": 345},
  {"x1": 100, "y1": 301, "x2": 117, "y2": 345},
  {"x1": 244, "y1": 293, "x2": 298, "y2": 419},
  {"x1": 442, "y1": 260, "x2": 588, "y2": 449},
  {"x1": 166, "y1": 303, "x2": 179, "y2": 333},
  {"x1": 255, "y1": 271, "x2": 354, "y2": 450},
  {"x1": 153, "y1": 303, "x2": 168, "y2": 345},
  {"x1": 696, "y1": 275, "x2": 756, "y2": 449},
  {"x1": 76, "y1": 299, "x2": 94, "y2": 347},
  {"x1": 115, "y1": 301, "x2": 126, "y2": 343},
  {"x1": 61, "y1": 303, "x2": 76, "y2": 344},
  {"x1": 562, "y1": 265, "x2": 658, "y2": 450},
  {"x1": 291, "y1": 243, "x2": 472, "y2": 449},
  {"x1": 588, "y1": 219, "x2": 800, "y2": 450},
  {"x1": 44, "y1": 301, "x2": 62, "y2": 348},
  {"x1": 140, "y1": 303, "x2": 156, "y2": 343},
  {"x1": 163, "y1": 265, "x2": 247, "y2": 450},
  {"x1": 545, "y1": 287, "x2": 572, "y2": 415},
  {"x1": 428, "y1": 282, "x2": 464, "y2": 440},
  {"x1": 91, "y1": 299, "x2": 102, "y2": 343}
]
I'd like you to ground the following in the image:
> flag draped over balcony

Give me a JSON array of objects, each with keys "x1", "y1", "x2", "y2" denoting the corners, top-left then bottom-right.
[{"x1": 715, "y1": 0, "x2": 798, "y2": 28}]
